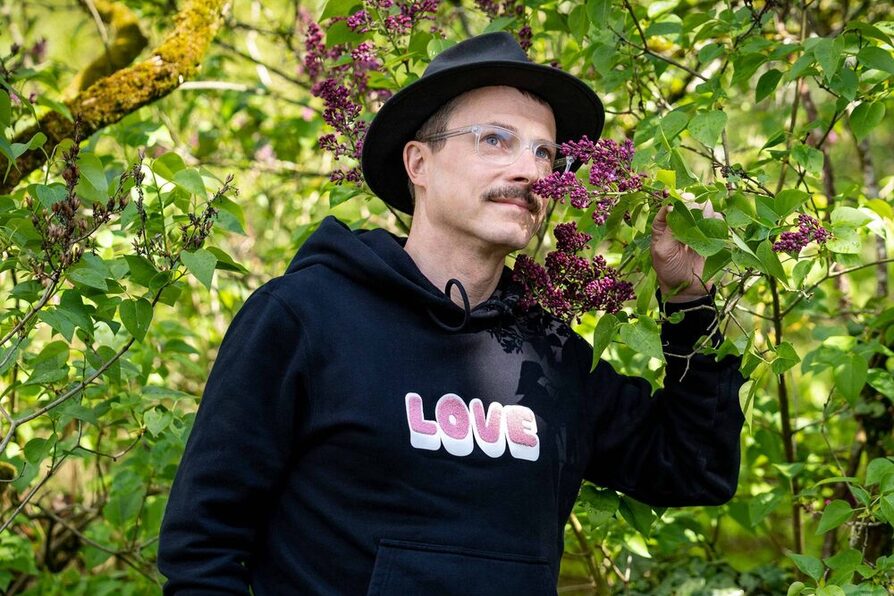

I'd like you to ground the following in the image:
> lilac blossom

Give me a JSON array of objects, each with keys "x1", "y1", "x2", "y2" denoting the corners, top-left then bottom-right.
[
  {"x1": 532, "y1": 171, "x2": 590, "y2": 209},
  {"x1": 513, "y1": 222, "x2": 634, "y2": 322},
  {"x1": 346, "y1": 9, "x2": 373, "y2": 32},
  {"x1": 773, "y1": 213, "x2": 831, "y2": 254}
]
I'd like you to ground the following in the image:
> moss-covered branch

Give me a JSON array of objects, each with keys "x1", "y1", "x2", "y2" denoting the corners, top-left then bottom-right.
[
  {"x1": 64, "y1": 0, "x2": 149, "y2": 97},
  {"x1": 1, "y1": 0, "x2": 229, "y2": 193}
]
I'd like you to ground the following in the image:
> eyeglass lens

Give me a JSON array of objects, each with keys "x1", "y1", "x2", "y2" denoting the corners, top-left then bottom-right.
[{"x1": 474, "y1": 126, "x2": 559, "y2": 172}]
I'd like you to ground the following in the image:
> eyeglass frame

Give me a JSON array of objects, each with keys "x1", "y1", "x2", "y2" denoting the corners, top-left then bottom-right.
[{"x1": 416, "y1": 123, "x2": 575, "y2": 174}]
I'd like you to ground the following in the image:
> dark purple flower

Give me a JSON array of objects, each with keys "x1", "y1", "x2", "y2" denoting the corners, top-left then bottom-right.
[
  {"x1": 553, "y1": 221, "x2": 591, "y2": 253},
  {"x1": 513, "y1": 222, "x2": 634, "y2": 322},
  {"x1": 330, "y1": 168, "x2": 364, "y2": 186},
  {"x1": 532, "y1": 171, "x2": 590, "y2": 208},
  {"x1": 312, "y1": 79, "x2": 362, "y2": 132},
  {"x1": 347, "y1": 9, "x2": 372, "y2": 32},
  {"x1": 517, "y1": 25, "x2": 532, "y2": 51},
  {"x1": 772, "y1": 213, "x2": 831, "y2": 254}
]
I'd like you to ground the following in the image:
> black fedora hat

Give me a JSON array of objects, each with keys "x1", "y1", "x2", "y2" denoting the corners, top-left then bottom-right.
[{"x1": 360, "y1": 31, "x2": 605, "y2": 215}]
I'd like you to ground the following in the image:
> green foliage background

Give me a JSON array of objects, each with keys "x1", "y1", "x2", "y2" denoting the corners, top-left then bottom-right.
[{"x1": 1, "y1": 0, "x2": 893, "y2": 593}]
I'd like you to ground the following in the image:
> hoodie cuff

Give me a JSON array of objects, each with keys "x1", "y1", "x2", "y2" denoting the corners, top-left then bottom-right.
[{"x1": 658, "y1": 286, "x2": 721, "y2": 351}]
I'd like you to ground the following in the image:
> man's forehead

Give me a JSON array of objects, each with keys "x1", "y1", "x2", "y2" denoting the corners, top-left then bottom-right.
[{"x1": 446, "y1": 86, "x2": 557, "y2": 137}]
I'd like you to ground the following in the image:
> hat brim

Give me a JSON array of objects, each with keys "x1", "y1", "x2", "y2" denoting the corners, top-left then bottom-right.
[{"x1": 360, "y1": 61, "x2": 605, "y2": 215}]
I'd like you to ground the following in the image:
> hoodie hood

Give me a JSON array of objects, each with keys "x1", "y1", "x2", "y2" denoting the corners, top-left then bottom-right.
[{"x1": 284, "y1": 216, "x2": 519, "y2": 330}]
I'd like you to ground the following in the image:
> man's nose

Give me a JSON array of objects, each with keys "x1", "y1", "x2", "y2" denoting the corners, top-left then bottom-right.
[{"x1": 506, "y1": 145, "x2": 544, "y2": 183}]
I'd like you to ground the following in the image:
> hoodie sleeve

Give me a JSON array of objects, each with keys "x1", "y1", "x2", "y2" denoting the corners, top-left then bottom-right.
[
  {"x1": 158, "y1": 287, "x2": 305, "y2": 594},
  {"x1": 582, "y1": 292, "x2": 746, "y2": 507}
]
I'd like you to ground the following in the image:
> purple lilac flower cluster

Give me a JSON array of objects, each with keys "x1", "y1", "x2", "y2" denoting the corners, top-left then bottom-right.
[
  {"x1": 531, "y1": 172, "x2": 589, "y2": 208},
  {"x1": 301, "y1": 1, "x2": 443, "y2": 187},
  {"x1": 532, "y1": 136, "x2": 645, "y2": 225},
  {"x1": 772, "y1": 213, "x2": 832, "y2": 254},
  {"x1": 513, "y1": 222, "x2": 635, "y2": 322}
]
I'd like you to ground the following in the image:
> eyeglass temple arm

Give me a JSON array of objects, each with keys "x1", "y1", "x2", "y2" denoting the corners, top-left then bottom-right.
[{"x1": 416, "y1": 127, "x2": 475, "y2": 142}]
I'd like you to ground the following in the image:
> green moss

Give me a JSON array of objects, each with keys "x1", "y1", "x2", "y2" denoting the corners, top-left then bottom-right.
[{"x1": 1, "y1": 0, "x2": 229, "y2": 193}]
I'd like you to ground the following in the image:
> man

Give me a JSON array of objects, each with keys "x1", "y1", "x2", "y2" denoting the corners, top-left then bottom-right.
[{"x1": 158, "y1": 32, "x2": 744, "y2": 594}]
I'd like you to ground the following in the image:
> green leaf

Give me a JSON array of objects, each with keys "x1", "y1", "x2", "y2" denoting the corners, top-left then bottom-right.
[
  {"x1": 749, "y1": 490, "x2": 783, "y2": 527},
  {"x1": 880, "y1": 494, "x2": 894, "y2": 525},
  {"x1": 172, "y1": 168, "x2": 207, "y2": 198},
  {"x1": 866, "y1": 458, "x2": 894, "y2": 486},
  {"x1": 586, "y1": 0, "x2": 611, "y2": 25},
  {"x1": 835, "y1": 353, "x2": 867, "y2": 403},
  {"x1": 124, "y1": 255, "x2": 159, "y2": 287},
  {"x1": 321, "y1": 0, "x2": 362, "y2": 20},
  {"x1": 104, "y1": 483, "x2": 145, "y2": 527},
  {"x1": 619, "y1": 495, "x2": 657, "y2": 536},
  {"x1": 24, "y1": 435, "x2": 57, "y2": 465},
  {"x1": 857, "y1": 46, "x2": 894, "y2": 74},
  {"x1": 792, "y1": 259, "x2": 815, "y2": 288},
  {"x1": 77, "y1": 153, "x2": 108, "y2": 195},
  {"x1": 830, "y1": 67, "x2": 858, "y2": 101},
  {"x1": 815, "y1": 586, "x2": 846, "y2": 596},
  {"x1": 791, "y1": 144, "x2": 824, "y2": 176},
  {"x1": 119, "y1": 298, "x2": 153, "y2": 342},
  {"x1": 144, "y1": 407, "x2": 173, "y2": 437},
  {"x1": 32, "y1": 183, "x2": 66, "y2": 208},
  {"x1": 771, "y1": 342, "x2": 801, "y2": 374},
  {"x1": 849, "y1": 23, "x2": 893, "y2": 46},
  {"x1": 567, "y1": 5, "x2": 588, "y2": 41},
  {"x1": 579, "y1": 485, "x2": 619, "y2": 526},
  {"x1": 0, "y1": 90, "x2": 10, "y2": 129},
  {"x1": 868, "y1": 369, "x2": 894, "y2": 398},
  {"x1": 27, "y1": 132, "x2": 46, "y2": 150},
  {"x1": 67, "y1": 263, "x2": 108, "y2": 290},
  {"x1": 687, "y1": 110, "x2": 727, "y2": 147},
  {"x1": 812, "y1": 37, "x2": 844, "y2": 81},
  {"x1": 738, "y1": 378, "x2": 755, "y2": 428},
  {"x1": 329, "y1": 184, "x2": 361, "y2": 208},
  {"x1": 592, "y1": 313, "x2": 619, "y2": 367},
  {"x1": 774, "y1": 189, "x2": 809, "y2": 219},
  {"x1": 786, "y1": 581, "x2": 806, "y2": 596},
  {"x1": 620, "y1": 318, "x2": 665, "y2": 362},
  {"x1": 658, "y1": 110, "x2": 689, "y2": 142},
  {"x1": 755, "y1": 68, "x2": 783, "y2": 102},
  {"x1": 151, "y1": 152, "x2": 186, "y2": 180},
  {"x1": 816, "y1": 500, "x2": 853, "y2": 534},
  {"x1": 850, "y1": 102, "x2": 886, "y2": 141},
  {"x1": 703, "y1": 249, "x2": 730, "y2": 282},
  {"x1": 206, "y1": 246, "x2": 248, "y2": 273},
  {"x1": 180, "y1": 248, "x2": 217, "y2": 290},
  {"x1": 786, "y1": 551, "x2": 824, "y2": 581},
  {"x1": 824, "y1": 548, "x2": 862, "y2": 585},
  {"x1": 757, "y1": 240, "x2": 787, "y2": 282}
]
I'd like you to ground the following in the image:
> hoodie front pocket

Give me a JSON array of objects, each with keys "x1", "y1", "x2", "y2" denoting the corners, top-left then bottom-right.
[{"x1": 365, "y1": 538, "x2": 556, "y2": 596}]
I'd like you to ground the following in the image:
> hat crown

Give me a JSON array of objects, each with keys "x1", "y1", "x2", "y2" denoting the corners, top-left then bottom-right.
[{"x1": 424, "y1": 32, "x2": 530, "y2": 78}]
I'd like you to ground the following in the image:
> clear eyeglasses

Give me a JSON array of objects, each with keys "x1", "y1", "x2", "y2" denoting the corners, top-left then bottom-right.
[{"x1": 417, "y1": 124, "x2": 573, "y2": 175}]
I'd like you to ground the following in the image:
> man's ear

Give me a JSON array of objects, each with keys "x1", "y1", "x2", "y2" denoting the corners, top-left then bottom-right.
[{"x1": 403, "y1": 141, "x2": 428, "y2": 192}]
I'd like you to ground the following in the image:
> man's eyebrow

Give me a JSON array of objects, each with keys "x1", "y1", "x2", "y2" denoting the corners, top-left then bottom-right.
[
  {"x1": 485, "y1": 121, "x2": 518, "y2": 132},
  {"x1": 484, "y1": 121, "x2": 556, "y2": 142}
]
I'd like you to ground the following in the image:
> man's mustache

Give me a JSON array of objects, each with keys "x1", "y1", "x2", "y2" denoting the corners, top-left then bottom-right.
[{"x1": 482, "y1": 185, "x2": 542, "y2": 216}]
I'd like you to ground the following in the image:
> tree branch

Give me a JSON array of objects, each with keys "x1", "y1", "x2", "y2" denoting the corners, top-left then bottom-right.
[{"x1": 0, "y1": 0, "x2": 231, "y2": 193}]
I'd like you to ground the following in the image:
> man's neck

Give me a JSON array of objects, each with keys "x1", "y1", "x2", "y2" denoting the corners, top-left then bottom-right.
[{"x1": 404, "y1": 224, "x2": 506, "y2": 309}]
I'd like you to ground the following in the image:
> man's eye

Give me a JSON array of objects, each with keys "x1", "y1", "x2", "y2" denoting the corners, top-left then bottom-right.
[
  {"x1": 535, "y1": 146, "x2": 555, "y2": 160},
  {"x1": 481, "y1": 133, "x2": 503, "y2": 147}
]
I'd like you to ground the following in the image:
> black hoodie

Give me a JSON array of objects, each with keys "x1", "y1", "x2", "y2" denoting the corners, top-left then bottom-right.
[{"x1": 158, "y1": 216, "x2": 745, "y2": 595}]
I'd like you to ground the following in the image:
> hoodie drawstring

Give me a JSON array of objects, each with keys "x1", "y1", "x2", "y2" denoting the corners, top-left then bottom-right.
[{"x1": 428, "y1": 278, "x2": 471, "y2": 332}]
